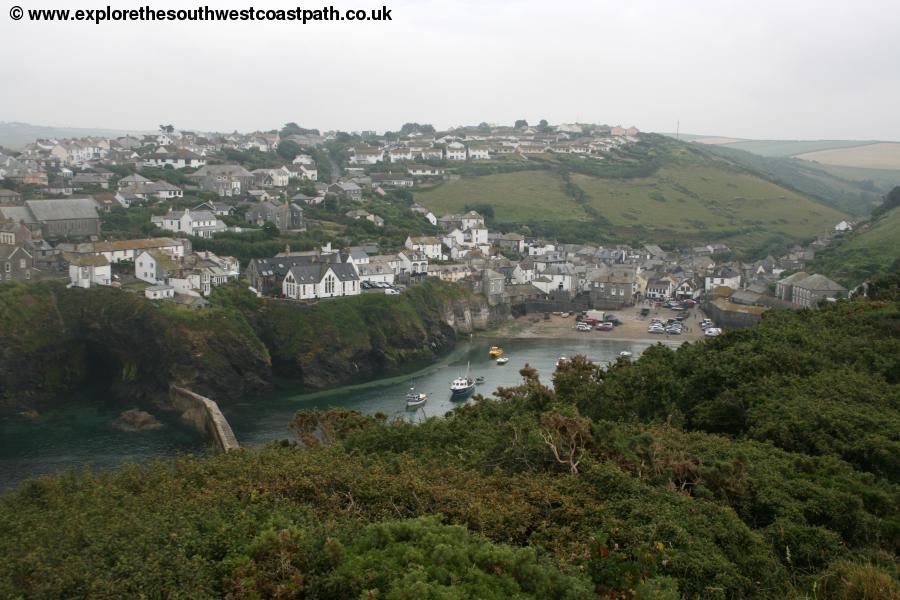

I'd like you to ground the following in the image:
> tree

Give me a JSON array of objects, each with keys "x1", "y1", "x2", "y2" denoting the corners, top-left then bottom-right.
[
  {"x1": 280, "y1": 122, "x2": 320, "y2": 137},
  {"x1": 539, "y1": 408, "x2": 592, "y2": 475},
  {"x1": 399, "y1": 123, "x2": 436, "y2": 136},
  {"x1": 158, "y1": 124, "x2": 174, "y2": 134},
  {"x1": 276, "y1": 140, "x2": 302, "y2": 162},
  {"x1": 514, "y1": 119, "x2": 529, "y2": 129}
]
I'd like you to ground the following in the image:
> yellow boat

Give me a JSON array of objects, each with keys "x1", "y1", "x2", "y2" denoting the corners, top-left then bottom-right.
[{"x1": 488, "y1": 346, "x2": 504, "y2": 358}]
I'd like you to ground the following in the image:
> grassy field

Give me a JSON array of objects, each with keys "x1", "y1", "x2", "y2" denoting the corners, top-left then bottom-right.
[
  {"x1": 713, "y1": 139, "x2": 877, "y2": 157},
  {"x1": 414, "y1": 136, "x2": 851, "y2": 253},
  {"x1": 414, "y1": 169, "x2": 587, "y2": 222},
  {"x1": 795, "y1": 142, "x2": 900, "y2": 169},
  {"x1": 572, "y1": 165, "x2": 845, "y2": 235}
]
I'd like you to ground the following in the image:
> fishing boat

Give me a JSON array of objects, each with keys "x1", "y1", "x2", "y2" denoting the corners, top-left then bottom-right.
[
  {"x1": 488, "y1": 346, "x2": 504, "y2": 358},
  {"x1": 618, "y1": 351, "x2": 633, "y2": 359},
  {"x1": 450, "y1": 362, "x2": 476, "y2": 398},
  {"x1": 496, "y1": 356, "x2": 509, "y2": 365},
  {"x1": 405, "y1": 387, "x2": 428, "y2": 408}
]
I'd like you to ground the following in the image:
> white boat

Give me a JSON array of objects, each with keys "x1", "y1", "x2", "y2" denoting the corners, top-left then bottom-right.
[
  {"x1": 450, "y1": 362, "x2": 476, "y2": 398},
  {"x1": 556, "y1": 356, "x2": 568, "y2": 367},
  {"x1": 496, "y1": 356, "x2": 509, "y2": 365},
  {"x1": 618, "y1": 351, "x2": 633, "y2": 359},
  {"x1": 405, "y1": 387, "x2": 428, "y2": 408}
]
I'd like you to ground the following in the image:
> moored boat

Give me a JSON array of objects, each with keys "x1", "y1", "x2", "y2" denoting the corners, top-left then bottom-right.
[
  {"x1": 618, "y1": 351, "x2": 633, "y2": 359},
  {"x1": 405, "y1": 387, "x2": 427, "y2": 408},
  {"x1": 496, "y1": 356, "x2": 509, "y2": 365},
  {"x1": 488, "y1": 346, "x2": 504, "y2": 357},
  {"x1": 450, "y1": 362, "x2": 476, "y2": 398}
]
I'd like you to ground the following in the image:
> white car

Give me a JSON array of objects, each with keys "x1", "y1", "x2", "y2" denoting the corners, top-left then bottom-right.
[{"x1": 704, "y1": 327, "x2": 722, "y2": 337}]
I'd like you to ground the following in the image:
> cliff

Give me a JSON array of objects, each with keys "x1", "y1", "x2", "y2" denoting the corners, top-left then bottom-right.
[
  {"x1": 0, "y1": 279, "x2": 502, "y2": 411},
  {"x1": 0, "y1": 281, "x2": 272, "y2": 412}
]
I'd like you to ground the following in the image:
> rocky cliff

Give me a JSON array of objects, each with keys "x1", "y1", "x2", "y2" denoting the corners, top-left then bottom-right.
[{"x1": 0, "y1": 279, "x2": 501, "y2": 411}]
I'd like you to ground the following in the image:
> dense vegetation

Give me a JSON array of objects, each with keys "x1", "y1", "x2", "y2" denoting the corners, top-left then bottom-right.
[
  {"x1": 697, "y1": 143, "x2": 887, "y2": 216},
  {"x1": 0, "y1": 281, "x2": 271, "y2": 410},
  {"x1": 0, "y1": 279, "x2": 478, "y2": 411},
  {"x1": 1, "y1": 279, "x2": 897, "y2": 598}
]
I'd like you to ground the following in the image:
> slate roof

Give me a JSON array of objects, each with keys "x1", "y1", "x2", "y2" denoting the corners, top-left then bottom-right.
[{"x1": 25, "y1": 198, "x2": 99, "y2": 222}]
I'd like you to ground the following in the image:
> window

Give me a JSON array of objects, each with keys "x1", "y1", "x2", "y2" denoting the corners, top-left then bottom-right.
[
  {"x1": 4, "y1": 262, "x2": 9, "y2": 273},
  {"x1": 324, "y1": 274, "x2": 335, "y2": 294}
]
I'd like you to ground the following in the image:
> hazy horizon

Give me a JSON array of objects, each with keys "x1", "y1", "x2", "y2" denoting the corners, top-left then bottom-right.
[{"x1": 3, "y1": 0, "x2": 900, "y2": 140}]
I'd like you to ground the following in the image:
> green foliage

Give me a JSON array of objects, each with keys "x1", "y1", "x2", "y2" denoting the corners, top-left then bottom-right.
[
  {"x1": 280, "y1": 122, "x2": 320, "y2": 137},
  {"x1": 1, "y1": 288, "x2": 898, "y2": 598},
  {"x1": 806, "y1": 189, "x2": 900, "y2": 286},
  {"x1": 275, "y1": 139, "x2": 302, "y2": 161}
]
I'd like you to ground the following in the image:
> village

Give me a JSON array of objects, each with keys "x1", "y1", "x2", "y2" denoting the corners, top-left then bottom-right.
[{"x1": 0, "y1": 122, "x2": 852, "y2": 325}]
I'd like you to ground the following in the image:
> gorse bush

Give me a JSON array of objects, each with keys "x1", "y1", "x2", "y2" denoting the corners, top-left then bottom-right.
[{"x1": 0, "y1": 280, "x2": 898, "y2": 598}]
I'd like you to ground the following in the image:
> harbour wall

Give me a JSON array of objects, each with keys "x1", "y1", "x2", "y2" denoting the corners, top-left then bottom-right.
[{"x1": 169, "y1": 386, "x2": 240, "y2": 452}]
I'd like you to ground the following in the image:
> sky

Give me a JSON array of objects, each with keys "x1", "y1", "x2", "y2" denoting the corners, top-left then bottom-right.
[{"x1": 2, "y1": 0, "x2": 900, "y2": 140}]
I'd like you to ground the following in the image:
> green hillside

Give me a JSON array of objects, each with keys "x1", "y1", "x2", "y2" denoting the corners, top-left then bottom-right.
[
  {"x1": 697, "y1": 144, "x2": 891, "y2": 215},
  {"x1": 720, "y1": 139, "x2": 877, "y2": 157},
  {"x1": 808, "y1": 190, "x2": 900, "y2": 287},
  {"x1": 1, "y1": 292, "x2": 898, "y2": 598},
  {"x1": 415, "y1": 135, "x2": 847, "y2": 254},
  {"x1": 416, "y1": 170, "x2": 583, "y2": 222}
]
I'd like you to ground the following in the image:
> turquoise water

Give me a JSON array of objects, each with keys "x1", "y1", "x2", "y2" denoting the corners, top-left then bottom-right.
[{"x1": 0, "y1": 337, "x2": 673, "y2": 491}]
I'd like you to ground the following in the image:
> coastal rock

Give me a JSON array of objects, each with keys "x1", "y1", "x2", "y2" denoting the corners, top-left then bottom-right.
[{"x1": 112, "y1": 409, "x2": 163, "y2": 432}]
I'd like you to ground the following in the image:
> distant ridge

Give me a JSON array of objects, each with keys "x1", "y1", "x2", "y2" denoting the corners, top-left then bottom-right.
[{"x1": 0, "y1": 122, "x2": 149, "y2": 149}]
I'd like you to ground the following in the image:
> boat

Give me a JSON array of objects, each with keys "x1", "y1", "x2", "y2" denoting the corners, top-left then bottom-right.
[
  {"x1": 488, "y1": 346, "x2": 504, "y2": 358},
  {"x1": 475, "y1": 376, "x2": 486, "y2": 384},
  {"x1": 556, "y1": 356, "x2": 568, "y2": 367},
  {"x1": 450, "y1": 362, "x2": 476, "y2": 398},
  {"x1": 496, "y1": 356, "x2": 509, "y2": 365},
  {"x1": 618, "y1": 351, "x2": 633, "y2": 359},
  {"x1": 405, "y1": 387, "x2": 428, "y2": 408}
]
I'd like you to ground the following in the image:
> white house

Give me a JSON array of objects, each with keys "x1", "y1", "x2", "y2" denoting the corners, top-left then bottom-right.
[
  {"x1": 646, "y1": 278, "x2": 674, "y2": 299},
  {"x1": 66, "y1": 254, "x2": 111, "y2": 288},
  {"x1": 445, "y1": 142, "x2": 467, "y2": 161},
  {"x1": 282, "y1": 262, "x2": 360, "y2": 300},
  {"x1": 408, "y1": 164, "x2": 445, "y2": 177},
  {"x1": 397, "y1": 250, "x2": 428, "y2": 275},
  {"x1": 704, "y1": 266, "x2": 742, "y2": 292},
  {"x1": 467, "y1": 145, "x2": 490, "y2": 160},
  {"x1": 405, "y1": 235, "x2": 442, "y2": 260},
  {"x1": 151, "y1": 208, "x2": 226, "y2": 238},
  {"x1": 135, "y1": 250, "x2": 178, "y2": 284},
  {"x1": 350, "y1": 146, "x2": 384, "y2": 165},
  {"x1": 145, "y1": 284, "x2": 175, "y2": 300}
]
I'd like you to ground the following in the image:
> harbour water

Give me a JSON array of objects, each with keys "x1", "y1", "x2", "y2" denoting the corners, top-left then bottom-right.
[{"x1": 0, "y1": 337, "x2": 670, "y2": 491}]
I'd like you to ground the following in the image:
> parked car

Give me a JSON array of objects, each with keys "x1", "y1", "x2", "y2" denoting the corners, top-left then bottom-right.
[
  {"x1": 705, "y1": 327, "x2": 722, "y2": 337},
  {"x1": 640, "y1": 308, "x2": 651, "y2": 317},
  {"x1": 596, "y1": 322, "x2": 614, "y2": 331},
  {"x1": 576, "y1": 323, "x2": 592, "y2": 332}
]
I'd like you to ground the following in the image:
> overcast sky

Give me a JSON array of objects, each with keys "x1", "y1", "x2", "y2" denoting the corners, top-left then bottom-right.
[{"x1": 2, "y1": 0, "x2": 899, "y2": 140}]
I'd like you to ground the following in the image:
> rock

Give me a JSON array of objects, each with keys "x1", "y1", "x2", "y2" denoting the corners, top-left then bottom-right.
[
  {"x1": 113, "y1": 409, "x2": 162, "y2": 432},
  {"x1": 18, "y1": 409, "x2": 40, "y2": 420}
]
